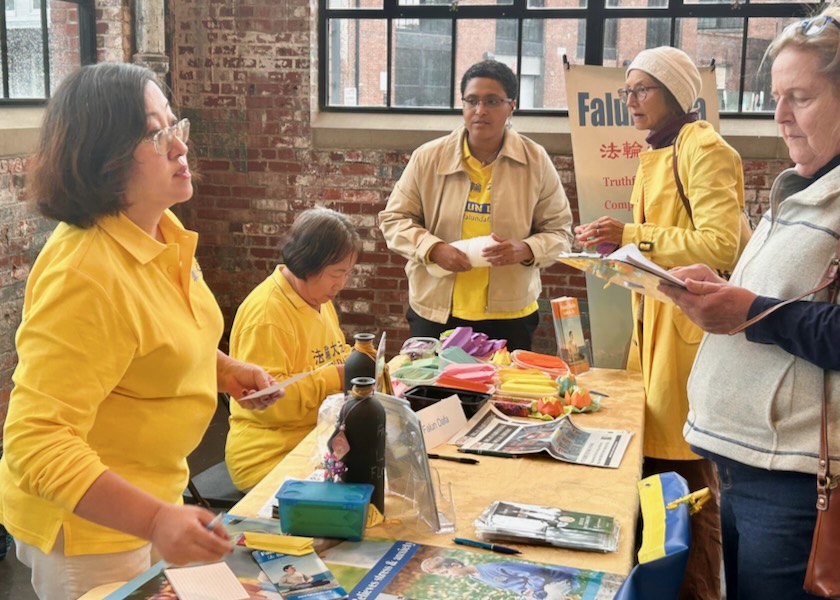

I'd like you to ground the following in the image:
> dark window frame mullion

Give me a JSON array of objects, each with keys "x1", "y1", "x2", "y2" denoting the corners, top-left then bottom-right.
[
  {"x1": 40, "y1": 0, "x2": 50, "y2": 97},
  {"x1": 1, "y1": 0, "x2": 9, "y2": 98}
]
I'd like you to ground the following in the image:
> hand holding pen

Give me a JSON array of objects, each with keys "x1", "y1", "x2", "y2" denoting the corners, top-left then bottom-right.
[{"x1": 151, "y1": 505, "x2": 232, "y2": 567}]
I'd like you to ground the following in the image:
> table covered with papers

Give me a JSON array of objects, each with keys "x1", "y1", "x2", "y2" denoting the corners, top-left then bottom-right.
[{"x1": 232, "y1": 367, "x2": 645, "y2": 578}]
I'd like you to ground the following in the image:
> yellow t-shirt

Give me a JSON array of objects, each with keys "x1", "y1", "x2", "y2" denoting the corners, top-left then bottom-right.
[
  {"x1": 0, "y1": 211, "x2": 223, "y2": 555},
  {"x1": 226, "y1": 267, "x2": 347, "y2": 490},
  {"x1": 452, "y1": 139, "x2": 537, "y2": 320}
]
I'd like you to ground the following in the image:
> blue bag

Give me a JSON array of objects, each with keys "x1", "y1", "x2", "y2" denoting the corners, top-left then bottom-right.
[{"x1": 613, "y1": 471, "x2": 697, "y2": 600}]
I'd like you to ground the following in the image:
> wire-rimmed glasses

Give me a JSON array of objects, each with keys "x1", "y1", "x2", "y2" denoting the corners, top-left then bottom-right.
[
  {"x1": 143, "y1": 118, "x2": 190, "y2": 155},
  {"x1": 785, "y1": 14, "x2": 840, "y2": 37},
  {"x1": 462, "y1": 96, "x2": 514, "y2": 109},
  {"x1": 617, "y1": 84, "x2": 661, "y2": 104}
]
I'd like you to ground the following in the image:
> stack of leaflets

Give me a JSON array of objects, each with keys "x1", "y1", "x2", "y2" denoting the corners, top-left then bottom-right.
[{"x1": 474, "y1": 500, "x2": 620, "y2": 553}]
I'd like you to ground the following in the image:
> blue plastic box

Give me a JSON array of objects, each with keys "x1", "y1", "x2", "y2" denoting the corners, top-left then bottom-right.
[{"x1": 276, "y1": 480, "x2": 373, "y2": 541}]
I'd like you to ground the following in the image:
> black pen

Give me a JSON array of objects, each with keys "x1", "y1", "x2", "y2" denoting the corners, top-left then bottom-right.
[
  {"x1": 453, "y1": 537, "x2": 521, "y2": 555},
  {"x1": 457, "y1": 448, "x2": 517, "y2": 458},
  {"x1": 428, "y1": 453, "x2": 479, "y2": 465}
]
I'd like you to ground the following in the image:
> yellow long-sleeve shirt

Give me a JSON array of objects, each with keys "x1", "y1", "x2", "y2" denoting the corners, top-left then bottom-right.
[
  {"x1": 0, "y1": 210, "x2": 223, "y2": 555},
  {"x1": 225, "y1": 267, "x2": 346, "y2": 491}
]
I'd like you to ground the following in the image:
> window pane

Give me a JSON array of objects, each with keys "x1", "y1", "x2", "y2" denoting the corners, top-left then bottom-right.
[
  {"x1": 607, "y1": 0, "x2": 667, "y2": 10},
  {"x1": 529, "y1": 0, "x2": 585, "y2": 8},
  {"x1": 742, "y1": 16, "x2": 797, "y2": 112},
  {"x1": 674, "y1": 17, "x2": 744, "y2": 113},
  {"x1": 392, "y1": 19, "x2": 452, "y2": 107},
  {"x1": 455, "y1": 19, "x2": 512, "y2": 107},
  {"x1": 611, "y1": 18, "x2": 672, "y2": 67},
  {"x1": 330, "y1": 0, "x2": 383, "y2": 9},
  {"x1": 533, "y1": 18, "x2": 583, "y2": 109},
  {"x1": 327, "y1": 18, "x2": 388, "y2": 106},
  {"x1": 8, "y1": 0, "x2": 46, "y2": 97}
]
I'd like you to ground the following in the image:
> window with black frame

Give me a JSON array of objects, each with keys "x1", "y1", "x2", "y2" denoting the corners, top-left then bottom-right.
[
  {"x1": 319, "y1": 0, "x2": 818, "y2": 115},
  {"x1": 1, "y1": 0, "x2": 94, "y2": 103}
]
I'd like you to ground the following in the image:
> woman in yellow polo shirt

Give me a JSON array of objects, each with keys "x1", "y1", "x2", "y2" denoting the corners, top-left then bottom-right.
[
  {"x1": 0, "y1": 63, "x2": 282, "y2": 600},
  {"x1": 226, "y1": 207, "x2": 359, "y2": 491}
]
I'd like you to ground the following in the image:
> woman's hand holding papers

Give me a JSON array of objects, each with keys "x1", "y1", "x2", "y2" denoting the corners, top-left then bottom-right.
[
  {"x1": 217, "y1": 350, "x2": 283, "y2": 410},
  {"x1": 659, "y1": 264, "x2": 756, "y2": 334}
]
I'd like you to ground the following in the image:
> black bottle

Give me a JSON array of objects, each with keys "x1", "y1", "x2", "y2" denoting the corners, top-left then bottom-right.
[
  {"x1": 339, "y1": 377, "x2": 386, "y2": 514},
  {"x1": 344, "y1": 332, "x2": 377, "y2": 392}
]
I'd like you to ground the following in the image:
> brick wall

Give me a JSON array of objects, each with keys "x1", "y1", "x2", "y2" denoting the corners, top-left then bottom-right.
[{"x1": 0, "y1": 0, "x2": 790, "y2": 437}]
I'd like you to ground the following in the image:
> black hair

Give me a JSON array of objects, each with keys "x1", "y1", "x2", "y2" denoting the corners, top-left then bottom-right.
[{"x1": 460, "y1": 60, "x2": 518, "y2": 100}]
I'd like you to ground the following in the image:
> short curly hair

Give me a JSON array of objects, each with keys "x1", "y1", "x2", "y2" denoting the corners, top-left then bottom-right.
[
  {"x1": 460, "y1": 60, "x2": 518, "y2": 101},
  {"x1": 27, "y1": 62, "x2": 165, "y2": 228}
]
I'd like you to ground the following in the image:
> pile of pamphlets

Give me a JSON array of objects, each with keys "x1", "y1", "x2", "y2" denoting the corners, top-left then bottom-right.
[{"x1": 474, "y1": 500, "x2": 620, "y2": 553}]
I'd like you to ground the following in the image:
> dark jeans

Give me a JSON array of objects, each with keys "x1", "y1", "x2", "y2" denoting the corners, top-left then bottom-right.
[
  {"x1": 711, "y1": 455, "x2": 822, "y2": 600},
  {"x1": 643, "y1": 457, "x2": 722, "y2": 600},
  {"x1": 405, "y1": 306, "x2": 539, "y2": 351}
]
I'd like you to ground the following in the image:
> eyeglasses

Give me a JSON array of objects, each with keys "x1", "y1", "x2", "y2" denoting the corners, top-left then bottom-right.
[
  {"x1": 143, "y1": 118, "x2": 190, "y2": 155},
  {"x1": 617, "y1": 84, "x2": 661, "y2": 104},
  {"x1": 462, "y1": 96, "x2": 514, "y2": 109},
  {"x1": 785, "y1": 14, "x2": 840, "y2": 37}
]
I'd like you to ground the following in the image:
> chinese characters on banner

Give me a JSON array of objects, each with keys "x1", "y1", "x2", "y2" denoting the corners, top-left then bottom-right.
[{"x1": 563, "y1": 63, "x2": 719, "y2": 368}]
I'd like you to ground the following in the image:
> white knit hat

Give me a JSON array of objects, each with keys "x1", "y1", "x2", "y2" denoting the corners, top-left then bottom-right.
[{"x1": 626, "y1": 46, "x2": 701, "y2": 114}]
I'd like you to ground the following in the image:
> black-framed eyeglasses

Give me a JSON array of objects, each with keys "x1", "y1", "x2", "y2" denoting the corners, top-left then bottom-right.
[
  {"x1": 143, "y1": 118, "x2": 190, "y2": 155},
  {"x1": 617, "y1": 84, "x2": 661, "y2": 104},
  {"x1": 461, "y1": 96, "x2": 514, "y2": 109},
  {"x1": 785, "y1": 14, "x2": 840, "y2": 37}
]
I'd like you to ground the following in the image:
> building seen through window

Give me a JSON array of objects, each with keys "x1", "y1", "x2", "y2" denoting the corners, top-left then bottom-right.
[
  {"x1": 321, "y1": 0, "x2": 817, "y2": 114},
  {"x1": 2, "y1": 0, "x2": 93, "y2": 103}
]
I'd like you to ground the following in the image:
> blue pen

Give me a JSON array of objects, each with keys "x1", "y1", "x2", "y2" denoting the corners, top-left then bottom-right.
[{"x1": 453, "y1": 537, "x2": 521, "y2": 555}]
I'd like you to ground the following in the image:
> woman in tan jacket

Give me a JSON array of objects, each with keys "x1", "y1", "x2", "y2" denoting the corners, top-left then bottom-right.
[{"x1": 379, "y1": 60, "x2": 573, "y2": 351}]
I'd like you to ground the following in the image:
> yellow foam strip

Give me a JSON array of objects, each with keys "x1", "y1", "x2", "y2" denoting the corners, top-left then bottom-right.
[{"x1": 637, "y1": 475, "x2": 668, "y2": 564}]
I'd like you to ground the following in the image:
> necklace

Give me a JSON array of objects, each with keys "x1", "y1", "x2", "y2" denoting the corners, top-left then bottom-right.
[{"x1": 479, "y1": 149, "x2": 500, "y2": 166}]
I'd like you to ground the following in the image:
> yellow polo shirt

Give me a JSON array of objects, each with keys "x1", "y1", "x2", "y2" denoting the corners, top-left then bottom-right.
[
  {"x1": 453, "y1": 140, "x2": 537, "y2": 320},
  {"x1": 0, "y1": 210, "x2": 223, "y2": 555}
]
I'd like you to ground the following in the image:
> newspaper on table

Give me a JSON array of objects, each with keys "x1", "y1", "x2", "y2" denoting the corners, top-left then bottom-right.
[{"x1": 449, "y1": 402, "x2": 632, "y2": 468}]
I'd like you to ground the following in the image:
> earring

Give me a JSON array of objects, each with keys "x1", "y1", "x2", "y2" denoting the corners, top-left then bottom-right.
[{"x1": 506, "y1": 117, "x2": 513, "y2": 130}]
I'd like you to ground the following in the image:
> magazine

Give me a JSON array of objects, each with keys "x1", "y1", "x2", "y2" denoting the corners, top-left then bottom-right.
[
  {"x1": 558, "y1": 243, "x2": 685, "y2": 304},
  {"x1": 474, "y1": 500, "x2": 620, "y2": 553},
  {"x1": 253, "y1": 550, "x2": 348, "y2": 600},
  {"x1": 449, "y1": 402, "x2": 632, "y2": 468},
  {"x1": 345, "y1": 539, "x2": 623, "y2": 599}
]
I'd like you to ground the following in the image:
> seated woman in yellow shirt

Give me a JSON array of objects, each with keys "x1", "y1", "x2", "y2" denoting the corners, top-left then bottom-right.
[{"x1": 226, "y1": 207, "x2": 361, "y2": 490}]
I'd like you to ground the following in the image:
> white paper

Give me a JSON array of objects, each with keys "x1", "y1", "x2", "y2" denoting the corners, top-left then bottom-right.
[
  {"x1": 239, "y1": 365, "x2": 328, "y2": 401},
  {"x1": 416, "y1": 394, "x2": 468, "y2": 450},
  {"x1": 164, "y1": 562, "x2": 249, "y2": 600}
]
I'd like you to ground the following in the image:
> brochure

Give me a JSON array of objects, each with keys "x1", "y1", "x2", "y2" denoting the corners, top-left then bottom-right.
[
  {"x1": 345, "y1": 539, "x2": 624, "y2": 599},
  {"x1": 253, "y1": 550, "x2": 348, "y2": 599},
  {"x1": 558, "y1": 243, "x2": 685, "y2": 304},
  {"x1": 550, "y1": 296, "x2": 591, "y2": 375},
  {"x1": 449, "y1": 402, "x2": 632, "y2": 468},
  {"x1": 474, "y1": 500, "x2": 620, "y2": 553}
]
